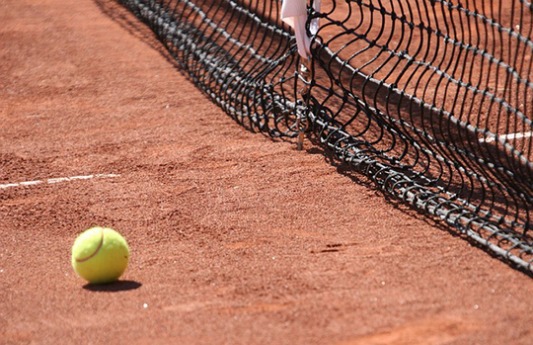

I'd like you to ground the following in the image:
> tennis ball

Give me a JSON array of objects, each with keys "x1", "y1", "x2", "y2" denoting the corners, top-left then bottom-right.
[{"x1": 71, "y1": 226, "x2": 129, "y2": 284}]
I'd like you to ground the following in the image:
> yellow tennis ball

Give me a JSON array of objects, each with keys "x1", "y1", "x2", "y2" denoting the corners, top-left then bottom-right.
[{"x1": 71, "y1": 226, "x2": 130, "y2": 284}]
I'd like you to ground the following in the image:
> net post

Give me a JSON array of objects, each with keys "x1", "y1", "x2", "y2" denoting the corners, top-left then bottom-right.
[{"x1": 297, "y1": 57, "x2": 312, "y2": 150}]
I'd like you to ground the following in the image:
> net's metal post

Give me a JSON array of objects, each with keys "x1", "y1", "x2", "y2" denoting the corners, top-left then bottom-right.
[{"x1": 297, "y1": 57, "x2": 311, "y2": 150}]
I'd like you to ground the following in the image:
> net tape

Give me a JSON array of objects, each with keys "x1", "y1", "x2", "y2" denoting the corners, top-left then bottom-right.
[{"x1": 116, "y1": 0, "x2": 533, "y2": 273}]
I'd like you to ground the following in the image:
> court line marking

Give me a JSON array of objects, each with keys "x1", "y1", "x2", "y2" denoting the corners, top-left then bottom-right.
[
  {"x1": 0, "y1": 174, "x2": 120, "y2": 190},
  {"x1": 478, "y1": 131, "x2": 533, "y2": 144}
]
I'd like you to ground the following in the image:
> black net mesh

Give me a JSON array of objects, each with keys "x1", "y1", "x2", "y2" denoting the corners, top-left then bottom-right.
[
  {"x1": 114, "y1": 0, "x2": 533, "y2": 273},
  {"x1": 118, "y1": 0, "x2": 303, "y2": 137}
]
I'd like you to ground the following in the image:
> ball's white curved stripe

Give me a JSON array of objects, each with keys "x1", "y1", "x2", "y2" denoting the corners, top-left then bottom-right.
[{"x1": 75, "y1": 227, "x2": 105, "y2": 263}]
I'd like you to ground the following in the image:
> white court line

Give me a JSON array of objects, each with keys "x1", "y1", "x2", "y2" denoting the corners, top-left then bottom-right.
[
  {"x1": 0, "y1": 174, "x2": 120, "y2": 190},
  {"x1": 479, "y1": 131, "x2": 533, "y2": 144}
]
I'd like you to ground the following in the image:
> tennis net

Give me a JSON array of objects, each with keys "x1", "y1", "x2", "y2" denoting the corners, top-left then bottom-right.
[{"x1": 114, "y1": 0, "x2": 533, "y2": 274}]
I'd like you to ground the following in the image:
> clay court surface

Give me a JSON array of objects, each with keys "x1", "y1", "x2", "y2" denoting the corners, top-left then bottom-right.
[{"x1": 1, "y1": 1, "x2": 532, "y2": 344}]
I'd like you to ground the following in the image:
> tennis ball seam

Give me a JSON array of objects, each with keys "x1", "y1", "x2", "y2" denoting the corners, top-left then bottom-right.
[{"x1": 75, "y1": 227, "x2": 104, "y2": 263}]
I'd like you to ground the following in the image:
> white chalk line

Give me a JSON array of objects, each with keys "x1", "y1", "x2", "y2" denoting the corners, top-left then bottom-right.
[
  {"x1": 478, "y1": 131, "x2": 533, "y2": 144},
  {"x1": 0, "y1": 174, "x2": 120, "y2": 190}
]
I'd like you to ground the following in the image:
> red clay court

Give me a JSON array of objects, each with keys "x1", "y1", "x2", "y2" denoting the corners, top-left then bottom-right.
[{"x1": 1, "y1": 1, "x2": 533, "y2": 344}]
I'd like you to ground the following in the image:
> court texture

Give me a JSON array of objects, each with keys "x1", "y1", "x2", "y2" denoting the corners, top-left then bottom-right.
[{"x1": 1, "y1": 1, "x2": 533, "y2": 344}]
